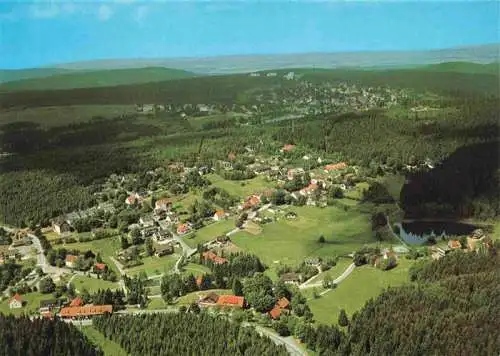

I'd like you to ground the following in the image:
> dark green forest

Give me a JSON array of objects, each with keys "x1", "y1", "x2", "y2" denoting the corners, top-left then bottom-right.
[
  {"x1": 0, "y1": 315, "x2": 101, "y2": 356},
  {"x1": 0, "y1": 69, "x2": 498, "y2": 226},
  {"x1": 93, "y1": 312, "x2": 288, "y2": 356}
]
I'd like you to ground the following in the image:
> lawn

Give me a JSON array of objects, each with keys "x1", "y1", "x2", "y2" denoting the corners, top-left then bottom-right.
[
  {"x1": 303, "y1": 258, "x2": 353, "y2": 285},
  {"x1": 180, "y1": 262, "x2": 211, "y2": 276},
  {"x1": 65, "y1": 237, "x2": 122, "y2": 274},
  {"x1": 80, "y1": 326, "x2": 129, "y2": 356},
  {"x1": 72, "y1": 275, "x2": 119, "y2": 293},
  {"x1": 0, "y1": 292, "x2": 49, "y2": 316},
  {"x1": 230, "y1": 205, "x2": 373, "y2": 266},
  {"x1": 207, "y1": 174, "x2": 275, "y2": 198},
  {"x1": 147, "y1": 297, "x2": 167, "y2": 310},
  {"x1": 125, "y1": 254, "x2": 179, "y2": 277},
  {"x1": 184, "y1": 219, "x2": 236, "y2": 248},
  {"x1": 308, "y1": 258, "x2": 414, "y2": 325},
  {"x1": 343, "y1": 182, "x2": 370, "y2": 200}
]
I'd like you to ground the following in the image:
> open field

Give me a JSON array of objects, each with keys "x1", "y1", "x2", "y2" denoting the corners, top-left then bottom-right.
[
  {"x1": 66, "y1": 237, "x2": 122, "y2": 274},
  {"x1": 180, "y1": 263, "x2": 211, "y2": 276},
  {"x1": 125, "y1": 254, "x2": 179, "y2": 277},
  {"x1": 343, "y1": 182, "x2": 370, "y2": 200},
  {"x1": 0, "y1": 105, "x2": 136, "y2": 128},
  {"x1": 308, "y1": 258, "x2": 414, "y2": 325},
  {"x1": 184, "y1": 219, "x2": 236, "y2": 248},
  {"x1": 72, "y1": 275, "x2": 119, "y2": 293},
  {"x1": 207, "y1": 174, "x2": 275, "y2": 198},
  {"x1": 0, "y1": 292, "x2": 48, "y2": 316},
  {"x1": 230, "y1": 205, "x2": 373, "y2": 266},
  {"x1": 80, "y1": 326, "x2": 129, "y2": 356},
  {"x1": 176, "y1": 289, "x2": 233, "y2": 306}
]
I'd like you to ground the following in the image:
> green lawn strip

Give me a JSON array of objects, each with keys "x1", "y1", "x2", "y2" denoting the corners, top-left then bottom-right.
[
  {"x1": 308, "y1": 258, "x2": 414, "y2": 326},
  {"x1": 72, "y1": 275, "x2": 119, "y2": 294},
  {"x1": 206, "y1": 174, "x2": 275, "y2": 198},
  {"x1": 147, "y1": 298, "x2": 167, "y2": 310},
  {"x1": 176, "y1": 289, "x2": 233, "y2": 306},
  {"x1": 343, "y1": 182, "x2": 369, "y2": 200},
  {"x1": 184, "y1": 219, "x2": 236, "y2": 248},
  {"x1": 180, "y1": 263, "x2": 211, "y2": 277},
  {"x1": 0, "y1": 292, "x2": 49, "y2": 316},
  {"x1": 230, "y1": 206, "x2": 373, "y2": 266},
  {"x1": 65, "y1": 237, "x2": 122, "y2": 274},
  {"x1": 80, "y1": 326, "x2": 129, "y2": 356},
  {"x1": 125, "y1": 254, "x2": 179, "y2": 277}
]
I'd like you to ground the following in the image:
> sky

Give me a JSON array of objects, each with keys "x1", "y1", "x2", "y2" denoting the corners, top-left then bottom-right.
[{"x1": 0, "y1": 1, "x2": 498, "y2": 69}]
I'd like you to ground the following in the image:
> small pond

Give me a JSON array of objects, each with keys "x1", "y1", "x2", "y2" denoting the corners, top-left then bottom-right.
[{"x1": 395, "y1": 220, "x2": 477, "y2": 245}]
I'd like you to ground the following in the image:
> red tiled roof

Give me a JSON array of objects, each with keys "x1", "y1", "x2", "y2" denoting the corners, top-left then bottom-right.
[
  {"x1": 155, "y1": 198, "x2": 172, "y2": 209},
  {"x1": 216, "y1": 295, "x2": 244, "y2": 308},
  {"x1": 448, "y1": 240, "x2": 462, "y2": 249},
  {"x1": 202, "y1": 251, "x2": 227, "y2": 264},
  {"x1": 276, "y1": 297, "x2": 290, "y2": 309},
  {"x1": 59, "y1": 305, "x2": 112, "y2": 318},
  {"x1": 269, "y1": 306, "x2": 282, "y2": 319},
  {"x1": 213, "y1": 256, "x2": 228, "y2": 265},
  {"x1": 65, "y1": 255, "x2": 78, "y2": 263},
  {"x1": 325, "y1": 162, "x2": 348, "y2": 171},
  {"x1": 94, "y1": 263, "x2": 106, "y2": 271},
  {"x1": 40, "y1": 311, "x2": 53, "y2": 319},
  {"x1": 177, "y1": 224, "x2": 190, "y2": 234},
  {"x1": 282, "y1": 144, "x2": 295, "y2": 152},
  {"x1": 214, "y1": 210, "x2": 225, "y2": 218},
  {"x1": 9, "y1": 293, "x2": 22, "y2": 303},
  {"x1": 69, "y1": 297, "x2": 83, "y2": 307}
]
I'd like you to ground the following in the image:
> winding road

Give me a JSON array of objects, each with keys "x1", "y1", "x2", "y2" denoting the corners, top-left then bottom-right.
[{"x1": 300, "y1": 263, "x2": 355, "y2": 290}]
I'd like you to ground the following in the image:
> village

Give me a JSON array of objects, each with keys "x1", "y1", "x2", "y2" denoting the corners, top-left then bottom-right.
[{"x1": 0, "y1": 139, "x2": 495, "y2": 336}]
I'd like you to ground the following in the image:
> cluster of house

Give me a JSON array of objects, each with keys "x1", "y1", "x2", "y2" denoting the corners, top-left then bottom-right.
[
  {"x1": 432, "y1": 229, "x2": 494, "y2": 260},
  {"x1": 0, "y1": 245, "x2": 20, "y2": 265},
  {"x1": 8, "y1": 294, "x2": 112, "y2": 320},
  {"x1": 197, "y1": 292, "x2": 245, "y2": 309}
]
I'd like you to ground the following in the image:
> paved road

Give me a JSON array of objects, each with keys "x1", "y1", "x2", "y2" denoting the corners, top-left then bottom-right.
[
  {"x1": 109, "y1": 257, "x2": 127, "y2": 295},
  {"x1": 170, "y1": 230, "x2": 197, "y2": 273},
  {"x1": 247, "y1": 324, "x2": 307, "y2": 356},
  {"x1": 301, "y1": 263, "x2": 355, "y2": 290}
]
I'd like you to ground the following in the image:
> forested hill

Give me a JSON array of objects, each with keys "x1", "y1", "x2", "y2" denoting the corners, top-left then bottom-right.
[
  {"x1": 0, "y1": 67, "x2": 198, "y2": 92},
  {"x1": 321, "y1": 252, "x2": 500, "y2": 355},
  {"x1": 420, "y1": 61, "x2": 499, "y2": 75},
  {"x1": 0, "y1": 68, "x2": 75, "y2": 83},
  {"x1": 0, "y1": 315, "x2": 102, "y2": 355},
  {"x1": 93, "y1": 312, "x2": 288, "y2": 356},
  {"x1": 1, "y1": 68, "x2": 498, "y2": 109}
]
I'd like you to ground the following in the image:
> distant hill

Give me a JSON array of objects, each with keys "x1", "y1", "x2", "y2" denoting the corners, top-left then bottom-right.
[
  {"x1": 0, "y1": 67, "x2": 199, "y2": 91},
  {"x1": 1, "y1": 67, "x2": 498, "y2": 109},
  {"x1": 421, "y1": 61, "x2": 499, "y2": 75},
  {"x1": 0, "y1": 68, "x2": 77, "y2": 83},
  {"x1": 43, "y1": 43, "x2": 499, "y2": 74}
]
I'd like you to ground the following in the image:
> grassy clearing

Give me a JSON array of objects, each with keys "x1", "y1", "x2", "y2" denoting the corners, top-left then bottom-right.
[
  {"x1": 230, "y1": 205, "x2": 373, "y2": 266},
  {"x1": 0, "y1": 105, "x2": 136, "y2": 128},
  {"x1": 72, "y1": 275, "x2": 119, "y2": 293},
  {"x1": 176, "y1": 289, "x2": 233, "y2": 306},
  {"x1": 180, "y1": 263, "x2": 211, "y2": 276},
  {"x1": 147, "y1": 298, "x2": 167, "y2": 310},
  {"x1": 80, "y1": 326, "x2": 129, "y2": 356},
  {"x1": 207, "y1": 174, "x2": 275, "y2": 198},
  {"x1": 343, "y1": 182, "x2": 370, "y2": 200},
  {"x1": 0, "y1": 292, "x2": 48, "y2": 316},
  {"x1": 65, "y1": 237, "x2": 122, "y2": 274},
  {"x1": 185, "y1": 219, "x2": 236, "y2": 248},
  {"x1": 125, "y1": 254, "x2": 179, "y2": 277},
  {"x1": 308, "y1": 258, "x2": 414, "y2": 325},
  {"x1": 304, "y1": 258, "x2": 353, "y2": 285}
]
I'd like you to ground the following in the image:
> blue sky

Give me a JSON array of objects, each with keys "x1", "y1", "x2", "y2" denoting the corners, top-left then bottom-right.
[{"x1": 0, "y1": 1, "x2": 498, "y2": 69}]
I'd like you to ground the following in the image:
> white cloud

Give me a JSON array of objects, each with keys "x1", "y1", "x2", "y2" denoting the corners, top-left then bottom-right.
[
  {"x1": 29, "y1": 4, "x2": 60, "y2": 19},
  {"x1": 97, "y1": 4, "x2": 113, "y2": 21},
  {"x1": 133, "y1": 5, "x2": 149, "y2": 23}
]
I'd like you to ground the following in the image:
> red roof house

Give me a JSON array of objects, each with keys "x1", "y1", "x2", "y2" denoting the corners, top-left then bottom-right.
[
  {"x1": 269, "y1": 297, "x2": 290, "y2": 319},
  {"x1": 269, "y1": 305, "x2": 282, "y2": 319},
  {"x1": 59, "y1": 305, "x2": 112, "y2": 319},
  {"x1": 282, "y1": 144, "x2": 295, "y2": 152},
  {"x1": 202, "y1": 250, "x2": 228, "y2": 265},
  {"x1": 213, "y1": 210, "x2": 226, "y2": 221},
  {"x1": 69, "y1": 297, "x2": 84, "y2": 307},
  {"x1": 94, "y1": 263, "x2": 106, "y2": 271},
  {"x1": 324, "y1": 162, "x2": 348, "y2": 171},
  {"x1": 65, "y1": 255, "x2": 78, "y2": 268},
  {"x1": 9, "y1": 293, "x2": 23, "y2": 309},
  {"x1": 448, "y1": 240, "x2": 462, "y2": 249},
  {"x1": 177, "y1": 223, "x2": 191, "y2": 235},
  {"x1": 216, "y1": 295, "x2": 245, "y2": 308}
]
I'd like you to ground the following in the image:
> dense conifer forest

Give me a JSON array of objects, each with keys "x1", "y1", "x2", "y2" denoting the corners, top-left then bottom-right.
[
  {"x1": 0, "y1": 315, "x2": 101, "y2": 356},
  {"x1": 93, "y1": 312, "x2": 288, "y2": 356},
  {"x1": 327, "y1": 252, "x2": 500, "y2": 355}
]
